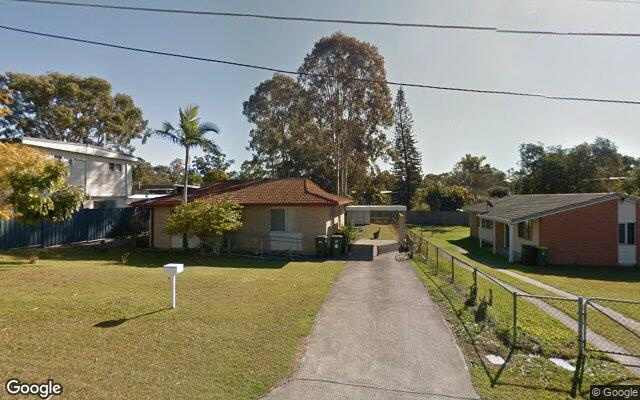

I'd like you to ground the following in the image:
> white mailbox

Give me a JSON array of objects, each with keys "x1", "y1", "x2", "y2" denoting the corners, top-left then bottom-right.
[
  {"x1": 164, "y1": 263, "x2": 184, "y2": 276},
  {"x1": 163, "y1": 263, "x2": 184, "y2": 309}
]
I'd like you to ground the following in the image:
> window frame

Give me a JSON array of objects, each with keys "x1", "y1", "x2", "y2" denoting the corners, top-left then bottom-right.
[
  {"x1": 108, "y1": 162, "x2": 123, "y2": 172},
  {"x1": 518, "y1": 221, "x2": 532, "y2": 241},
  {"x1": 270, "y1": 209, "x2": 286, "y2": 232},
  {"x1": 620, "y1": 222, "x2": 636, "y2": 245}
]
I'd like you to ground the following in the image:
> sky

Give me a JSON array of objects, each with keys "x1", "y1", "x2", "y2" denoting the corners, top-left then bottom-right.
[{"x1": 3, "y1": 0, "x2": 640, "y2": 174}]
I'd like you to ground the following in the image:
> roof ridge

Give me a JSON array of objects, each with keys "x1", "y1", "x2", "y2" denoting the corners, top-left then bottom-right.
[{"x1": 304, "y1": 178, "x2": 341, "y2": 204}]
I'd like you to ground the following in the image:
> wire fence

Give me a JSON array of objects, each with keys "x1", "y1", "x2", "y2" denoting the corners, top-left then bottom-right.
[
  {"x1": 222, "y1": 234, "x2": 306, "y2": 260},
  {"x1": 407, "y1": 230, "x2": 640, "y2": 396}
]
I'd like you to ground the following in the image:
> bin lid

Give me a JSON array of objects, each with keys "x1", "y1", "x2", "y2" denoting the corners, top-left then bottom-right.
[
  {"x1": 331, "y1": 234, "x2": 342, "y2": 238},
  {"x1": 316, "y1": 235, "x2": 328, "y2": 239},
  {"x1": 537, "y1": 246, "x2": 548, "y2": 250}
]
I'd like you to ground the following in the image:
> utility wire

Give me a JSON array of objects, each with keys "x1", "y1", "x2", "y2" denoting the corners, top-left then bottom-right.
[
  {"x1": 2, "y1": 24, "x2": 640, "y2": 105},
  {"x1": 6, "y1": 0, "x2": 640, "y2": 37}
]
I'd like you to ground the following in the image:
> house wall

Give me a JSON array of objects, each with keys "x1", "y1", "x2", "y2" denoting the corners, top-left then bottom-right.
[
  {"x1": 637, "y1": 202, "x2": 640, "y2": 264},
  {"x1": 538, "y1": 199, "x2": 618, "y2": 266},
  {"x1": 151, "y1": 204, "x2": 337, "y2": 255},
  {"x1": 512, "y1": 219, "x2": 540, "y2": 259},
  {"x1": 479, "y1": 221, "x2": 494, "y2": 244},
  {"x1": 36, "y1": 148, "x2": 134, "y2": 208},
  {"x1": 495, "y1": 222, "x2": 505, "y2": 247},
  {"x1": 470, "y1": 212, "x2": 479, "y2": 238},
  {"x1": 618, "y1": 200, "x2": 637, "y2": 265},
  {"x1": 152, "y1": 207, "x2": 172, "y2": 249}
]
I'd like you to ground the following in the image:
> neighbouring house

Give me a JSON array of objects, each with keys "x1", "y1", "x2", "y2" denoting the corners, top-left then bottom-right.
[
  {"x1": 127, "y1": 184, "x2": 200, "y2": 204},
  {"x1": 132, "y1": 178, "x2": 351, "y2": 255},
  {"x1": 137, "y1": 183, "x2": 200, "y2": 196},
  {"x1": 466, "y1": 193, "x2": 639, "y2": 266},
  {"x1": 3, "y1": 137, "x2": 141, "y2": 208}
]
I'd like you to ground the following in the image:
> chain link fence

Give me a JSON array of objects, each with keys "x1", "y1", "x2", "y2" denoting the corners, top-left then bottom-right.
[{"x1": 407, "y1": 230, "x2": 640, "y2": 395}]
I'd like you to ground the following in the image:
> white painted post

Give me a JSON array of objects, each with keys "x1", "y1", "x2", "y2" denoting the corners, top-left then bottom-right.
[
  {"x1": 508, "y1": 224, "x2": 515, "y2": 263},
  {"x1": 163, "y1": 263, "x2": 184, "y2": 309},
  {"x1": 171, "y1": 275, "x2": 176, "y2": 309},
  {"x1": 493, "y1": 222, "x2": 497, "y2": 255}
]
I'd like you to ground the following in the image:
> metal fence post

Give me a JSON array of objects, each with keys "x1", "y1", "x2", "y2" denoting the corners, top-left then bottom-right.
[
  {"x1": 512, "y1": 291, "x2": 518, "y2": 347},
  {"x1": 451, "y1": 257, "x2": 455, "y2": 283},
  {"x1": 572, "y1": 297, "x2": 586, "y2": 398},
  {"x1": 473, "y1": 268, "x2": 477, "y2": 288},
  {"x1": 425, "y1": 239, "x2": 429, "y2": 259},
  {"x1": 578, "y1": 297, "x2": 585, "y2": 357}
]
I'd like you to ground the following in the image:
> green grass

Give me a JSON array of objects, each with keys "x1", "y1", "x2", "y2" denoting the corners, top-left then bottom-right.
[
  {"x1": 358, "y1": 224, "x2": 397, "y2": 240},
  {"x1": 411, "y1": 255, "x2": 638, "y2": 400},
  {"x1": 0, "y1": 245, "x2": 343, "y2": 399},
  {"x1": 410, "y1": 225, "x2": 640, "y2": 369},
  {"x1": 409, "y1": 225, "x2": 640, "y2": 303}
]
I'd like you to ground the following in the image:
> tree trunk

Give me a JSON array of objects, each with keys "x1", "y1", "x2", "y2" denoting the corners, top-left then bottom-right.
[{"x1": 182, "y1": 145, "x2": 190, "y2": 251}]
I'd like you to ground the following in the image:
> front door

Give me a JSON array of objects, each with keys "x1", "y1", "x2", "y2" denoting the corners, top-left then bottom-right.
[{"x1": 504, "y1": 225, "x2": 510, "y2": 249}]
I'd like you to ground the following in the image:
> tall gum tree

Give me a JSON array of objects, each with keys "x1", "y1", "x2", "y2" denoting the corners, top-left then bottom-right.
[{"x1": 298, "y1": 33, "x2": 393, "y2": 196}]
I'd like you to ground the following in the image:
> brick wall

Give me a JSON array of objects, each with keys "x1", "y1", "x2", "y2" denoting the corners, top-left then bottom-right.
[
  {"x1": 538, "y1": 200, "x2": 618, "y2": 266},
  {"x1": 470, "y1": 212, "x2": 478, "y2": 238},
  {"x1": 151, "y1": 204, "x2": 333, "y2": 254},
  {"x1": 152, "y1": 207, "x2": 172, "y2": 249}
]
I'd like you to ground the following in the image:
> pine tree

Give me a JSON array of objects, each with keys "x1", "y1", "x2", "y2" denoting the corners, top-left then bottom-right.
[{"x1": 392, "y1": 87, "x2": 423, "y2": 208}]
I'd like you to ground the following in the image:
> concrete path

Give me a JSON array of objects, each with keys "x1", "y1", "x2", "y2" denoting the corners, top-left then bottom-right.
[
  {"x1": 427, "y1": 251, "x2": 640, "y2": 378},
  {"x1": 494, "y1": 268, "x2": 640, "y2": 335},
  {"x1": 265, "y1": 252, "x2": 479, "y2": 400}
]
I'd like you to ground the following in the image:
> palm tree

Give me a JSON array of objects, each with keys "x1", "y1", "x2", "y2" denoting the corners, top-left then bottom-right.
[
  {"x1": 456, "y1": 154, "x2": 487, "y2": 199},
  {"x1": 147, "y1": 105, "x2": 220, "y2": 250}
]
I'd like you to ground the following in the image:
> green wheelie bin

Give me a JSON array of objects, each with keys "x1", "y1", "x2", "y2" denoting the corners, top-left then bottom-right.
[
  {"x1": 330, "y1": 235, "x2": 343, "y2": 257},
  {"x1": 537, "y1": 246, "x2": 548, "y2": 267},
  {"x1": 315, "y1": 235, "x2": 328, "y2": 257}
]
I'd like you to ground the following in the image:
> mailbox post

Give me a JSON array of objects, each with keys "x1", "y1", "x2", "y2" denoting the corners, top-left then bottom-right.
[{"x1": 163, "y1": 263, "x2": 184, "y2": 309}]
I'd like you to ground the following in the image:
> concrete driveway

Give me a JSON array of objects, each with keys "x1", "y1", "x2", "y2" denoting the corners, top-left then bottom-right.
[{"x1": 265, "y1": 252, "x2": 479, "y2": 400}]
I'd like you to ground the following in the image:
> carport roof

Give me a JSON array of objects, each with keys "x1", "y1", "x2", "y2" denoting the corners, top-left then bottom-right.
[{"x1": 465, "y1": 193, "x2": 632, "y2": 224}]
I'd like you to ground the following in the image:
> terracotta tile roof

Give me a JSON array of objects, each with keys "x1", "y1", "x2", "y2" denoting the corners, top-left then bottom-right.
[{"x1": 131, "y1": 178, "x2": 351, "y2": 208}]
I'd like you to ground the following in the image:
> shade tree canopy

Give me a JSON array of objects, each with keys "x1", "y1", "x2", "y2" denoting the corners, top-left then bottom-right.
[
  {"x1": 0, "y1": 72, "x2": 148, "y2": 153},
  {"x1": 0, "y1": 143, "x2": 85, "y2": 223}
]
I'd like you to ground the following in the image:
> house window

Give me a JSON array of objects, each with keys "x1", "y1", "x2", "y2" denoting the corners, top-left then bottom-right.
[
  {"x1": 619, "y1": 223, "x2": 636, "y2": 245},
  {"x1": 480, "y1": 219, "x2": 493, "y2": 229},
  {"x1": 518, "y1": 221, "x2": 532, "y2": 241},
  {"x1": 108, "y1": 163, "x2": 123, "y2": 172},
  {"x1": 271, "y1": 209, "x2": 286, "y2": 232}
]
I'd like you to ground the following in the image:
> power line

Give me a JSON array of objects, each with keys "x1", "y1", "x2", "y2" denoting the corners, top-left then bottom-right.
[
  {"x1": 7, "y1": 0, "x2": 640, "y2": 38},
  {"x1": 2, "y1": 24, "x2": 640, "y2": 106}
]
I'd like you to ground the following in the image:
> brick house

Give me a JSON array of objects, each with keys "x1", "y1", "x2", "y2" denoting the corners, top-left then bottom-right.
[
  {"x1": 466, "y1": 193, "x2": 639, "y2": 266},
  {"x1": 132, "y1": 178, "x2": 350, "y2": 255}
]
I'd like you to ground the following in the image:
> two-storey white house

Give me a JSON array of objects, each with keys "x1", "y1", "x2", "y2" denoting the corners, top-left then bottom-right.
[{"x1": 6, "y1": 137, "x2": 141, "y2": 208}]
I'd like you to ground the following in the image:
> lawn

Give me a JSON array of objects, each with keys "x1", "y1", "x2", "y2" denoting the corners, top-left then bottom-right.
[
  {"x1": 358, "y1": 224, "x2": 397, "y2": 240},
  {"x1": 0, "y1": 245, "x2": 343, "y2": 399},
  {"x1": 410, "y1": 225, "x2": 640, "y2": 368},
  {"x1": 411, "y1": 256, "x2": 638, "y2": 400},
  {"x1": 409, "y1": 225, "x2": 640, "y2": 303}
]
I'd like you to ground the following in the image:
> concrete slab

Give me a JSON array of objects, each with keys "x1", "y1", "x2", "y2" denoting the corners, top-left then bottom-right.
[{"x1": 265, "y1": 252, "x2": 479, "y2": 400}]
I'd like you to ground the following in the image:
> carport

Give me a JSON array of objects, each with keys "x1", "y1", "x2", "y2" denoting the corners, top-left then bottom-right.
[{"x1": 346, "y1": 205, "x2": 407, "y2": 243}]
